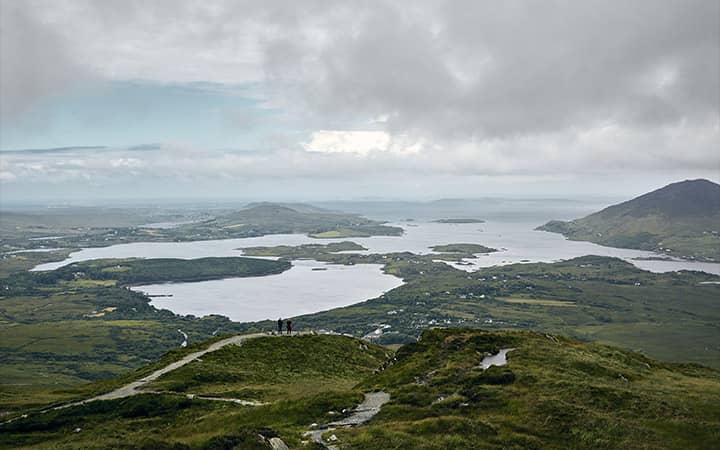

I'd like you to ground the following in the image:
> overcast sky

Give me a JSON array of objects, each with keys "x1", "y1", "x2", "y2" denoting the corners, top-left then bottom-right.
[{"x1": 1, "y1": 0, "x2": 718, "y2": 204}]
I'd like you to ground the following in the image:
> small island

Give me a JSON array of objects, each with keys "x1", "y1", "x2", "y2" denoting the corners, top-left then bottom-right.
[
  {"x1": 430, "y1": 243, "x2": 498, "y2": 254},
  {"x1": 309, "y1": 225, "x2": 403, "y2": 239},
  {"x1": 433, "y1": 218, "x2": 485, "y2": 224},
  {"x1": 59, "y1": 257, "x2": 292, "y2": 285}
]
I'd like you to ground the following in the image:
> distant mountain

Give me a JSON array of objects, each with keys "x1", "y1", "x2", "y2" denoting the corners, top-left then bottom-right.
[
  {"x1": 242, "y1": 201, "x2": 336, "y2": 214},
  {"x1": 537, "y1": 179, "x2": 720, "y2": 261},
  {"x1": 209, "y1": 202, "x2": 403, "y2": 237}
]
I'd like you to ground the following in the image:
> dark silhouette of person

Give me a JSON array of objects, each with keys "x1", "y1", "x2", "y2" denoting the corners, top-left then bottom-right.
[
  {"x1": 286, "y1": 319, "x2": 292, "y2": 335},
  {"x1": 277, "y1": 318, "x2": 283, "y2": 334}
]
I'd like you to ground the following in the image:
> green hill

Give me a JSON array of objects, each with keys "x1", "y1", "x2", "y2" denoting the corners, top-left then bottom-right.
[
  {"x1": 2, "y1": 330, "x2": 719, "y2": 449},
  {"x1": 206, "y1": 203, "x2": 403, "y2": 238},
  {"x1": 537, "y1": 179, "x2": 720, "y2": 261}
]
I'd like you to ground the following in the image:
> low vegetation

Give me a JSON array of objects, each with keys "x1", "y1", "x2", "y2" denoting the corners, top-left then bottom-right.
[
  {"x1": 3, "y1": 330, "x2": 718, "y2": 449},
  {"x1": 147, "y1": 334, "x2": 389, "y2": 402},
  {"x1": 341, "y1": 329, "x2": 720, "y2": 449},
  {"x1": 0, "y1": 334, "x2": 388, "y2": 449}
]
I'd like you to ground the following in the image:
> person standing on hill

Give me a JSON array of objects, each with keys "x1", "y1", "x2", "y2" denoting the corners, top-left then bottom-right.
[
  {"x1": 286, "y1": 319, "x2": 292, "y2": 335},
  {"x1": 277, "y1": 318, "x2": 283, "y2": 334}
]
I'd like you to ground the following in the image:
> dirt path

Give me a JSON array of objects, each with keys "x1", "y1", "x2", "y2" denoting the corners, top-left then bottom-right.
[
  {"x1": 304, "y1": 391, "x2": 390, "y2": 449},
  {"x1": 90, "y1": 332, "x2": 269, "y2": 401},
  {"x1": 3, "y1": 332, "x2": 295, "y2": 424}
]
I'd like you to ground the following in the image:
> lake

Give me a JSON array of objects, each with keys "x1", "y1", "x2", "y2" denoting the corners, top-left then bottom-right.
[
  {"x1": 133, "y1": 260, "x2": 403, "y2": 322},
  {"x1": 31, "y1": 202, "x2": 720, "y2": 322}
]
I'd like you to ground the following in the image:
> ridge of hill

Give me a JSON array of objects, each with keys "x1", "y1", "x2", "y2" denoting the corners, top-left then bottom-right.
[
  {"x1": 2, "y1": 330, "x2": 719, "y2": 449},
  {"x1": 537, "y1": 179, "x2": 720, "y2": 261}
]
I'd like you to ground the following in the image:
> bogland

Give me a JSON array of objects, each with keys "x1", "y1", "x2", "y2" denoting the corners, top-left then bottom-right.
[
  {"x1": 2, "y1": 329, "x2": 718, "y2": 449},
  {"x1": 538, "y1": 179, "x2": 720, "y2": 262}
]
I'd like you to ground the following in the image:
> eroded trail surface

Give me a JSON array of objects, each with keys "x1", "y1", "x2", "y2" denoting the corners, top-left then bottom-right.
[
  {"x1": 305, "y1": 391, "x2": 390, "y2": 449},
  {"x1": 3, "y1": 332, "x2": 277, "y2": 424}
]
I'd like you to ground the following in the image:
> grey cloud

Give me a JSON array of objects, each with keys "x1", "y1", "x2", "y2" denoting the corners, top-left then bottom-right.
[
  {"x1": 1, "y1": 0, "x2": 717, "y2": 187},
  {"x1": 9, "y1": 0, "x2": 718, "y2": 139},
  {"x1": 260, "y1": 0, "x2": 719, "y2": 138},
  {"x1": 0, "y1": 2, "x2": 92, "y2": 123}
]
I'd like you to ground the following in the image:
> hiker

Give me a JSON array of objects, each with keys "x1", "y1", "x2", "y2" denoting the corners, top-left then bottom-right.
[
  {"x1": 286, "y1": 319, "x2": 292, "y2": 335},
  {"x1": 277, "y1": 318, "x2": 283, "y2": 334}
]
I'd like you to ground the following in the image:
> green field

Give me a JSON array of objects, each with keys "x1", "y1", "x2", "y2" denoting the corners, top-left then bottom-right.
[{"x1": 498, "y1": 297, "x2": 576, "y2": 307}]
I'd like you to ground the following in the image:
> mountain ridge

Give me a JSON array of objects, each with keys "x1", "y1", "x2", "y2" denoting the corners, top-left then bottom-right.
[{"x1": 537, "y1": 179, "x2": 720, "y2": 261}]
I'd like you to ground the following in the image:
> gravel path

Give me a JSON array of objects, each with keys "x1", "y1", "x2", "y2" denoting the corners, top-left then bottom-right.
[
  {"x1": 3, "y1": 332, "x2": 291, "y2": 424},
  {"x1": 90, "y1": 332, "x2": 268, "y2": 401},
  {"x1": 305, "y1": 391, "x2": 390, "y2": 449}
]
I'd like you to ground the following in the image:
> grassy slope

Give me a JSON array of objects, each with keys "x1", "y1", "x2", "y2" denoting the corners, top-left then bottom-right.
[
  {"x1": 147, "y1": 335, "x2": 390, "y2": 402},
  {"x1": 537, "y1": 179, "x2": 720, "y2": 261},
  {"x1": 1, "y1": 334, "x2": 388, "y2": 449},
  {"x1": 2, "y1": 330, "x2": 719, "y2": 449},
  {"x1": 341, "y1": 329, "x2": 720, "y2": 449}
]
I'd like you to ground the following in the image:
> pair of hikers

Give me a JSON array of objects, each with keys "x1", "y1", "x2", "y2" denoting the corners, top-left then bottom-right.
[{"x1": 277, "y1": 318, "x2": 292, "y2": 335}]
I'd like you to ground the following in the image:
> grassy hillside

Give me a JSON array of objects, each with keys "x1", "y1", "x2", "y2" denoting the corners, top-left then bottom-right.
[
  {"x1": 1, "y1": 334, "x2": 389, "y2": 449},
  {"x1": 2, "y1": 330, "x2": 718, "y2": 449},
  {"x1": 146, "y1": 334, "x2": 390, "y2": 402},
  {"x1": 537, "y1": 179, "x2": 720, "y2": 261},
  {"x1": 197, "y1": 203, "x2": 403, "y2": 239},
  {"x1": 343, "y1": 329, "x2": 720, "y2": 449}
]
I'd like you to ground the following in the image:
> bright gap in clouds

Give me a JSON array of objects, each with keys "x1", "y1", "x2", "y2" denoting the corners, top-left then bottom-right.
[{"x1": 303, "y1": 131, "x2": 423, "y2": 156}]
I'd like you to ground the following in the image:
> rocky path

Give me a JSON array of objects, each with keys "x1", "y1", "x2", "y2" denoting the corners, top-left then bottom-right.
[{"x1": 304, "y1": 391, "x2": 390, "y2": 449}]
